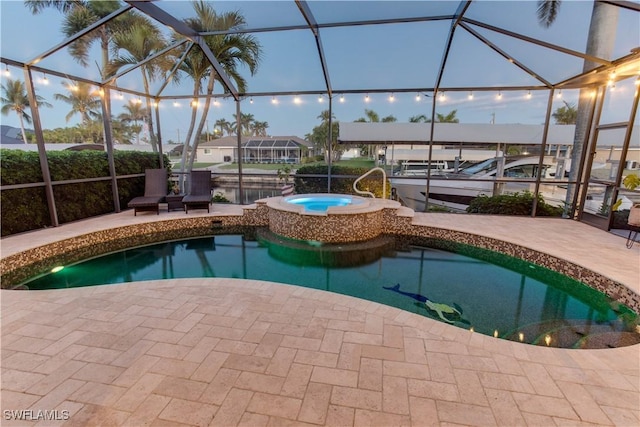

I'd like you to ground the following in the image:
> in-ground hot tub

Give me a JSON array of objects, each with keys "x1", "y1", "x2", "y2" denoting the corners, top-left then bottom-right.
[{"x1": 264, "y1": 193, "x2": 403, "y2": 243}]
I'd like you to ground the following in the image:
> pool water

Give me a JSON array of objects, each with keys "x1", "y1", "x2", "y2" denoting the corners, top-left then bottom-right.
[
  {"x1": 20, "y1": 233, "x2": 639, "y2": 348},
  {"x1": 285, "y1": 196, "x2": 355, "y2": 211}
]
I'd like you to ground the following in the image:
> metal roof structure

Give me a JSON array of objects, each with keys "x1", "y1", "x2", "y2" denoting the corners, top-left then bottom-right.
[{"x1": 2, "y1": 1, "x2": 639, "y2": 100}]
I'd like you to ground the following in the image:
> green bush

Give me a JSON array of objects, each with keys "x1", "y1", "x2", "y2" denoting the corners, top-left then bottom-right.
[
  {"x1": 466, "y1": 191, "x2": 563, "y2": 216},
  {"x1": 1, "y1": 149, "x2": 169, "y2": 236},
  {"x1": 294, "y1": 164, "x2": 390, "y2": 198}
]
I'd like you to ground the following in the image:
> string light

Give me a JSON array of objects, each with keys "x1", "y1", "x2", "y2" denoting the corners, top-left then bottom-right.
[
  {"x1": 318, "y1": 95, "x2": 323, "y2": 103},
  {"x1": 41, "y1": 73, "x2": 49, "y2": 85},
  {"x1": 173, "y1": 101, "x2": 180, "y2": 107},
  {"x1": 526, "y1": 90, "x2": 532, "y2": 99},
  {"x1": 468, "y1": 91, "x2": 473, "y2": 100},
  {"x1": 271, "y1": 96, "x2": 278, "y2": 104},
  {"x1": 339, "y1": 94, "x2": 345, "y2": 103},
  {"x1": 249, "y1": 97, "x2": 254, "y2": 104},
  {"x1": 415, "y1": 93, "x2": 421, "y2": 101},
  {"x1": 3, "y1": 65, "x2": 10, "y2": 77},
  {"x1": 364, "y1": 94, "x2": 370, "y2": 103},
  {"x1": 497, "y1": 90, "x2": 502, "y2": 99},
  {"x1": 556, "y1": 90, "x2": 562, "y2": 99},
  {"x1": 389, "y1": 93, "x2": 395, "y2": 102},
  {"x1": 116, "y1": 91, "x2": 124, "y2": 99},
  {"x1": 293, "y1": 95, "x2": 301, "y2": 105},
  {"x1": 213, "y1": 99, "x2": 220, "y2": 106},
  {"x1": 439, "y1": 91, "x2": 445, "y2": 100}
]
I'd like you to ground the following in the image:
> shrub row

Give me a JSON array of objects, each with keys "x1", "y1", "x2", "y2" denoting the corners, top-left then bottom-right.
[
  {"x1": 294, "y1": 164, "x2": 390, "y2": 198},
  {"x1": 466, "y1": 191, "x2": 563, "y2": 216},
  {"x1": 1, "y1": 149, "x2": 169, "y2": 236}
]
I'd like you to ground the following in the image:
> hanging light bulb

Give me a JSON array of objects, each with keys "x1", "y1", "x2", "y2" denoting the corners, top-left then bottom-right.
[
  {"x1": 468, "y1": 91, "x2": 473, "y2": 100},
  {"x1": 340, "y1": 94, "x2": 345, "y2": 103},
  {"x1": 497, "y1": 90, "x2": 502, "y2": 99},
  {"x1": 526, "y1": 90, "x2": 532, "y2": 99},
  {"x1": 364, "y1": 93, "x2": 370, "y2": 103},
  {"x1": 439, "y1": 91, "x2": 445, "y2": 100},
  {"x1": 3, "y1": 65, "x2": 10, "y2": 77},
  {"x1": 556, "y1": 90, "x2": 562, "y2": 99},
  {"x1": 389, "y1": 93, "x2": 395, "y2": 102},
  {"x1": 173, "y1": 101, "x2": 180, "y2": 107},
  {"x1": 213, "y1": 99, "x2": 220, "y2": 106},
  {"x1": 41, "y1": 73, "x2": 49, "y2": 85},
  {"x1": 415, "y1": 93, "x2": 421, "y2": 101},
  {"x1": 318, "y1": 95, "x2": 323, "y2": 103},
  {"x1": 293, "y1": 95, "x2": 301, "y2": 105},
  {"x1": 249, "y1": 97, "x2": 254, "y2": 104},
  {"x1": 271, "y1": 96, "x2": 278, "y2": 104}
]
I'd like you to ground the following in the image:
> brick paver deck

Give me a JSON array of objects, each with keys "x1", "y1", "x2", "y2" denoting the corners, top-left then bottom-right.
[{"x1": 1, "y1": 208, "x2": 638, "y2": 426}]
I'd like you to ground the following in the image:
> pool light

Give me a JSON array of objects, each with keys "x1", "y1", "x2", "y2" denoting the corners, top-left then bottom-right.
[
  {"x1": 544, "y1": 335, "x2": 552, "y2": 346},
  {"x1": 51, "y1": 266, "x2": 64, "y2": 273}
]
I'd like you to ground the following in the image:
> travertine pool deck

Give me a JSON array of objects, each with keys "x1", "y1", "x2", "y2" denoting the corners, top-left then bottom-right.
[{"x1": 1, "y1": 207, "x2": 639, "y2": 426}]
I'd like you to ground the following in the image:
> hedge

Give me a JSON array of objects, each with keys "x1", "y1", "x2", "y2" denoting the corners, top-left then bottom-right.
[
  {"x1": 293, "y1": 164, "x2": 390, "y2": 198},
  {"x1": 466, "y1": 191, "x2": 563, "y2": 216},
  {"x1": 1, "y1": 149, "x2": 169, "y2": 236}
]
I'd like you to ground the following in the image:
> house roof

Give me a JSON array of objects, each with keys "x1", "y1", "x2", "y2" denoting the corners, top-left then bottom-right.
[{"x1": 199, "y1": 136, "x2": 313, "y2": 149}]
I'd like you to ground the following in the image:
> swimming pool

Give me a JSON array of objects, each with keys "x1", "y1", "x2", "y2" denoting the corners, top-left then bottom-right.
[
  {"x1": 19, "y1": 231, "x2": 639, "y2": 349},
  {"x1": 283, "y1": 194, "x2": 366, "y2": 212}
]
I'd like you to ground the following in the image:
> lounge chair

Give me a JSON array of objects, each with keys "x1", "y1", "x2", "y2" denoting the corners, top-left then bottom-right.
[
  {"x1": 127, "y1": 169, "x2": 167, "y2": 215},
  {"x1": 183, "y1": 170, "x2": 212, "y2": 213}
]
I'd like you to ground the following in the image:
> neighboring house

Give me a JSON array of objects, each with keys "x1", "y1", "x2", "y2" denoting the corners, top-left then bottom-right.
[
  {"x1": 197, "y1": 136, "x2": 315, "y2": 164},
  {"x1": 0, "y1": 125, "x2": 26, "y2": 145}
]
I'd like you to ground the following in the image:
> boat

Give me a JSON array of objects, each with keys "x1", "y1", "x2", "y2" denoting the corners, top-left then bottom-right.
[{"x1": 390, "y1": 156, "x2": 566, "y2": 212}]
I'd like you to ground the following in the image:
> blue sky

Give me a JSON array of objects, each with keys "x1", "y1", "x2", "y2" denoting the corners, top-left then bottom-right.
[{"x1": 1, "y1": 0, "x2": 638, "y2": 143}]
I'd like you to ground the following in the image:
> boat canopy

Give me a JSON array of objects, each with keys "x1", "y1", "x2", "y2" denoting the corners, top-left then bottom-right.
[{"x1": 338, "y1": 122, "x2": 637, "y2": 147}]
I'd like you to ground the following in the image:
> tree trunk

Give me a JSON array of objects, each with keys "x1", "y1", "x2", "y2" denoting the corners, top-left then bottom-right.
[
  {"x1": 566, "y1": 1, "x2": 618, "y2": 216},
  {"x1": 18, "y1": 114, "x2": 28, "y2": 144},
  {"x1": 187, "y1": 70, "x2": 216, "y2": 172},
  {"x1": 179, "y1": 84, "x2": 201, "y2": 191}
]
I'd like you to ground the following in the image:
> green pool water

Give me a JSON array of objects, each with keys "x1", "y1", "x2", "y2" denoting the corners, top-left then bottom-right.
[{"x1": 19, "y1": 231, "x2": 639, "y2": 348}]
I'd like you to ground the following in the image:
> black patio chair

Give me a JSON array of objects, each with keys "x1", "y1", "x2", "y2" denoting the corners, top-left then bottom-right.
[
  {"x1": 183, "y1": 170, "x2": 212, "y2": 213},
  {"x1": 127, "y1": 168, "x2": 167, "y2": 215}
]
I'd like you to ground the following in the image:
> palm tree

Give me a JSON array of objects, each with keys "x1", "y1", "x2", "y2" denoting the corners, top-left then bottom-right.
[
  {"x1": 118, "y1": 100, "x2": 148, "y2": 143},
  {"x1": 537, "y1": 0, "x2": 619, "y2": 214},
  {"x1": 436, "y1": 109, "x2": 459, "y2": 123},
  {"x1": 1, "y1": 78, "x2": 51, "y2": 144},
  {"x1": 108, "y1": 20, "x2": 171, "y2": 152},
  {"x1": 24, "y1": 1, "x2": 142, "y2": 82},
  {"x1": 354, "y1": 109, "x2": 396, "y2": 157},
  {"x1": 552, "y1": 101, "x2": 577, "y2": 124},
  {"x1": 54, "y1": 82, "x2": 101, "y2": 125},
  {"x1": 178, "y1": 1, "x2": 262, "y2": 174},
  {"x1": 409, "y1": 114, "x2": 430, "y2": 123},
  {"x1": 308, "y1": 109, "x2": 341, "y2": 162},
  {"x1": 231, "y1": 112, "x2": 255, "y2": 136},
  {"x1": 251, "y1": 121, "x2": 269, "y2": 137},
  {"x1": 214, "y1": 118, "x2": 232, "y2": 136}
]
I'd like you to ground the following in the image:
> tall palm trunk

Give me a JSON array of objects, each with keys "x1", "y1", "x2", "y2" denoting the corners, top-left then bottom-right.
[
  {"x1": 187, "y1": 69, "x2": 216, "y2": 172},
  {"x1": 141, "y1": 72, "x2": 158, "y2": 152},
  {"x1": 179, "y1": 83, "x2": 201, "y2": 190},
  {"x1": 18, "y1": 114, "x2": 28, "y2": 144},
  {"x1": 566, "y1": 1, "x2": 618, "y2": 215}
]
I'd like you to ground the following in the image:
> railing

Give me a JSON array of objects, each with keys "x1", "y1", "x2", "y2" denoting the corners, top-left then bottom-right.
[{"x1": 353, "y1": 167, "x2": 386, "y2": 198}]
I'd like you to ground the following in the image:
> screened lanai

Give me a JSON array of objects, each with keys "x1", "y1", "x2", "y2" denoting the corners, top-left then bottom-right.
[{"x1": 1, "y1": 0, "x2": 639, "y2": 233}]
